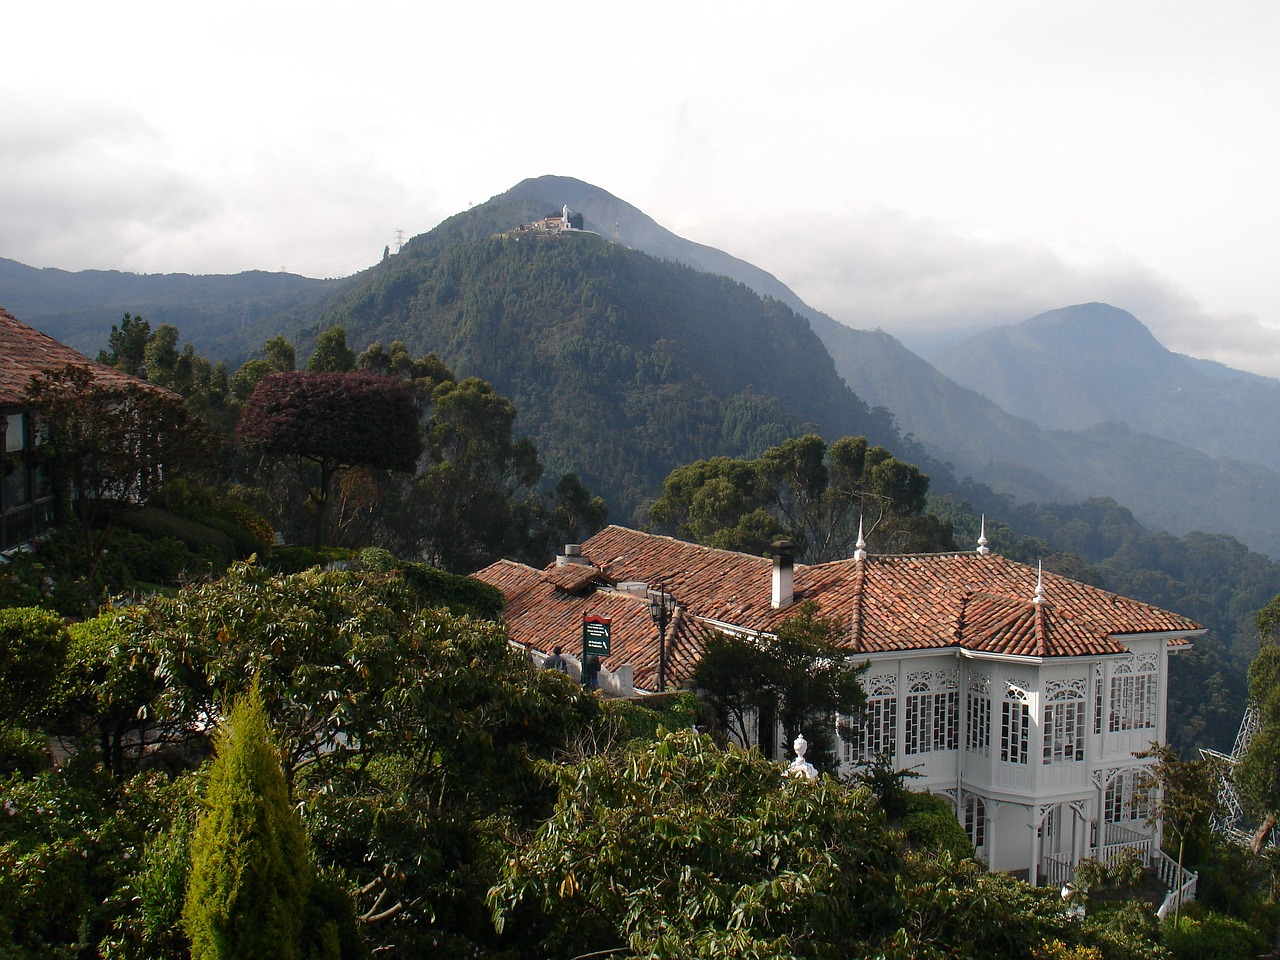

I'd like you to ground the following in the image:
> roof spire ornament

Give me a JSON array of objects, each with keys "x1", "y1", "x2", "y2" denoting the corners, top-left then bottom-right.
[
  {"x1": 977, "y1": 515, "x2": 990, "y2": 555},
  {"x1": 853, "y1": 515, "x2": 867, "y2": 561},
  {"x1": 1033, "y1": 561, "x2": 1045, "y2": 605}
]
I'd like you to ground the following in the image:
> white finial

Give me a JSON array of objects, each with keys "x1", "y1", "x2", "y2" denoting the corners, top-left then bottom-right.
[
  {"x1": 853, "y1": 515, "x2": 867, "y2": 561},
  {"x1": 977, "y1": 515, "x2": 990, "y2": 555},
  {"x1": 786, "y1": 733, "x2": 818, "y2": 780},
  {"x1": 1033, "y1": 561, "x2": 1045, "y2": 605}
]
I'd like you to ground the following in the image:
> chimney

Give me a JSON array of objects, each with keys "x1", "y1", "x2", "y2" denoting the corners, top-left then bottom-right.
[
  {"x1": 556, "y1": 544, "x2": 589, "y2": 567},
  {"x1": 772, "y1": 540, "x2": 795, "y2": 609}
]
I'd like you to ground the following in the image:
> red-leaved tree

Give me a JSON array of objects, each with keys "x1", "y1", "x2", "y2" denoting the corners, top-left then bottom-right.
[{"x1": 237, "y1": 372, "x2": 421, "y2": 548}]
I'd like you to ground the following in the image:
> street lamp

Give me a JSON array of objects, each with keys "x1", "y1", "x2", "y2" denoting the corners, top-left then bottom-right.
[{"x1": 647, "y1": 584, "x2": 675, "y2": 692}]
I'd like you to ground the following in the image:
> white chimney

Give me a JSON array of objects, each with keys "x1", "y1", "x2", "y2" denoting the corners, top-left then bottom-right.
[
  {"x1": 772, "y1": 540, "x2": 795, "y2": 609},
  {"x1": 557, "y1": 544, "x2": 589, "y2": 566}
]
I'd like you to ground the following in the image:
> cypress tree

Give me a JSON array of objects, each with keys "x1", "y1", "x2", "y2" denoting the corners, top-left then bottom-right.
[{"x1": 183, "y1": 685, "x2": 313, "y2": 960}]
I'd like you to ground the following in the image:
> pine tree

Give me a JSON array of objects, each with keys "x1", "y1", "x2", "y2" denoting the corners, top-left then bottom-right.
[{"x1": 182, "y1": 685, "x2": 313, "y2": 960}]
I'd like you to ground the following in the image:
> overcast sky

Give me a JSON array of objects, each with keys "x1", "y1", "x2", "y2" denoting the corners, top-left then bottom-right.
[{"x1": 3, "y1": 1, "x2": 1278, "y2": 374}]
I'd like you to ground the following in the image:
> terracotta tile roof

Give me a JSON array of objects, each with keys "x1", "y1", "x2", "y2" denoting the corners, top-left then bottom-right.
[
  {"x1": 475, "y1": 528, "x2": 1203, "y2": 690},
  {"x1": 473, "y1": 558, "x2": 706, "y2": 690},
  {"x1": 0, "y1": 308, "x2": 160, "y2": 405}
]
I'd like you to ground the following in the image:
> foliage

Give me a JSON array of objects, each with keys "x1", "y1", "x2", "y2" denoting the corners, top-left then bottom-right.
[
  {"x1": 1135, "y1": 743, "x2": 1220, "y2": 921},
  {"x1": 489, "y1": 729, "x2": 903, "y2": 959},
  {"x1": 26, "y1": 363, "x2": 215, "y2": 565},
  {"x1": 694, "y1": 602, "x2": 866, "y2": 770},
  {"x1": 237, "y1": 371, "x2": 421, "y2": 548},
  {"x1": 649, "y1": 434, "x2": 952, "y2": 561},
  {"x1": 183, "y1": 685, "x2": 315, "y2": 960},
  {"x1": 898, "y1": 792, "x2": 974, "y2": 860},
  {"x1": 0, "y1": 606, "x2": 69, "y2": 725},
  {"x1": 1232, "y1": 604, "x2": 1280, "y2": 851},
  {"x1": 306, "y1": 325, "x2": 356, "y2": 373},
  {"x1": 0, "y1": 764, "x2": 189, "y2": 960},
  {"x1": 56, "y1": 612, "x2": 162, "y2": 777},
  {"x1": 879, "y1": 854, "x2": 1077, "y2": 960},
  {"x1": 846, "y1": 751, "x2": 922, "y2": 820},
  {"x1": 1161, "y1": 908, "x2": 1267, "y2": 960},
  {"x1": 598, "y1": 690, "x2": 704, "y2": 743},
  {"x1": 353, "y1": 547, "x2": 504, "y2": 620},
  {"x1": 126, "y1": 562, "x2": 595, "y2": 957},
  {"x1": 317, "y1": 231, "x2": 896, "y2": 524},
  {"x1": 1078, "y1": 900, "x2": 1167, "y2": 960}
]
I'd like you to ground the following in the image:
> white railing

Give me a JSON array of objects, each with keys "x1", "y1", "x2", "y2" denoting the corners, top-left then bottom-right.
[
  {"x1": 1100, "y1": 823, "x2": 1152, "y2": 866},
  {"x1": 1154, "y1": 849, "x2": 1198, "y2": 919},
  {"x1": 1041, "y1": 852, "x2": 1074, "y2": 889}
]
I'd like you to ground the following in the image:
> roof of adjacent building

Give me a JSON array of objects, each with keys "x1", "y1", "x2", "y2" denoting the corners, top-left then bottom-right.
[
  {"x1": 0, "y1": 308, "x2": 153, "y2": 406},
  {"x1": 474, "y1": 525, "x2": 1203, "y2": 692}
]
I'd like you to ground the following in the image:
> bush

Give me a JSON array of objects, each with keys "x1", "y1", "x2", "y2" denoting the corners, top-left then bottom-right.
[
  {"x1": 0, "y1": 606, "x2": 69, "y2": 724},
  {"x1": 0, "y1": 726, "x2": 51, "y2": 776},
  {"x1": 899, "y1": 791, "x2": 974, "y2": 859},
  {"x1": 353, "y1": 547, "x2": 504, "y2": 619},
  {"x1": 1163, "y1": 909, "x2": 1267, "y2": 960},
  {"x1": 260, "y1": 546, "x2": 355, "y2": 575}
]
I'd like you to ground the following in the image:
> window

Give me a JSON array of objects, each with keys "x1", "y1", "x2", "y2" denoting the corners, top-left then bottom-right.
[
  {"x1": 1043, "y1": 681, "x2": 1086, "y2": 764},
  {"x1": 966, "y1": 675, "x2": 991, "y2": 756},
  {"x1": 1000, "y1": 685, "x2": 1030, "y2": 764},
  {"x1": 847, "y1": 676, "x2": 897, "y2": 763},
  {"x1": 905, "y1": 671, "x2": 959, "y2": 755},
  {"x1": 1104, "y1": 770, "x2": 1153, "y2": 824},
  {"x1": 964, "y1": 795, "x2": 987, "y2": 852},
  {"x1": 1109, "y1": 656, "x2": 1158, "y2": 732}
]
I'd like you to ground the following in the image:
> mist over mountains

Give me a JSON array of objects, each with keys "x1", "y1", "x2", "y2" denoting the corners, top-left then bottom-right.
[{"x1": 3, "y1": 174, "x2": 1280, "y2": 556}]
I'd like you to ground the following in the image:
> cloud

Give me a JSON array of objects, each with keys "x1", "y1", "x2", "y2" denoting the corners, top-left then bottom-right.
[{"x1": 691, "y1": 206, "x2": 1280, "y2": 379}]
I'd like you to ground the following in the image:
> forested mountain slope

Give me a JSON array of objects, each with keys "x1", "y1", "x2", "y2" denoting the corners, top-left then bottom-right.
[
  {"x1": 313, "y1": 228, "x2": 898, "y2": 522},
  {"x1": 0, "y1": 257, "x2": 337, "y2": 362}
]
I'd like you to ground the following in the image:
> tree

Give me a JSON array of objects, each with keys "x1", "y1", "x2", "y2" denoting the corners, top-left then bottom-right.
[
  {"x1": 649, "y1": 434, "x2": 950, "y2": 562},
  {"x1": 97, "y1": 311, "x2": 151, "y2": 377},
  {"x1": 694, "y1": 602, "x2": 866, "y2": 770},
  {"x1": 306, "y1": 325, "x2": 356, "y2": 373},
  {"x1": 1135, "y1": 742, "x2": 1220, "y2": 925},
  {"x1": 25, "y1": 363, "x2": 211, "y2": 573},
  {"x1": 1234, "y1": 597, "x2": 1280, "y2": 854},
  {"x1": 410, "y1": 375, "x2": 544, "y2": 571},
  {"x1": 236, "y1": 371, "x2": 421, "y2": 548},
  {"x1": 489, "y1": 729, "x2": 903, "y2": 959},
  {"x1": 183, "y1": 684, "x2": 315, "y2": 960}
]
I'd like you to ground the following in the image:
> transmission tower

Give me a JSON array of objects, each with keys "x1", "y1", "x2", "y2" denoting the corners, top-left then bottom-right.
[
  {"x1": 1201, "y1": 703, "x2": 1268, "y2": 843},
  {"x1": 395, "y1": 229, "x2": 406, "y2": 252}
]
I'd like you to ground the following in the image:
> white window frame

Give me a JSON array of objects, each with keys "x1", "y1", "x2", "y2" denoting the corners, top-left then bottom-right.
[{"x1": 1000, "y1": 683, "x2": 1030, "y2": 765}]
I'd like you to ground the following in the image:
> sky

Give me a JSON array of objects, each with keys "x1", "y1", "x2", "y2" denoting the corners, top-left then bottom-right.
[{"x1": 3, "y1": 1, "x2": 1278, "y2": 374}]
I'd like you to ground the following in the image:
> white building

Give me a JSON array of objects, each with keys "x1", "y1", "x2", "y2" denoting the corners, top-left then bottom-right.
[{"x1": 476, "y1": 524, "x2": 1202, "y2": 886}]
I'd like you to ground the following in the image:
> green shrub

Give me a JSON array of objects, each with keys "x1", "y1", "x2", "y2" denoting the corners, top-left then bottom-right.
[
  {"x1": 183, "y1": 686, "x2": 314, "y2": 960},
  {"x1": 354, "y1": 547, "x2": 504, "y2": 619},
  {"x1": 261, "y1": 546, "x2": 355, "y2": 575},
  {"x1": 900, "y1": 791, "x2": 974, "y2": 859},
  {"x1": 0, "y1": 726, "x2": 51, "y2": 776},
  {"x1": 1163, "y1": 908, "x2": 1267, "y2": 960},
  {"x1": 0, "y1": 606, "x2": 69, "y2": 724}
]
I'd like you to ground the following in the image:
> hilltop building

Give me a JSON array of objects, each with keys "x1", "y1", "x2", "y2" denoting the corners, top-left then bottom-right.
[
  {"x1": 475, "y1": 524, "x2": 1202, "y2": 889},
  {"x1": 516, "y1": 203, "x2": 585, "y2": 235}
]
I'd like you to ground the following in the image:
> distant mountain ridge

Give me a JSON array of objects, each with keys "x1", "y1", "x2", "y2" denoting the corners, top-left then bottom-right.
[
  {"x1": 7, "y1": 176, "x2": 1280, "y2": 555},
  {"x1": 933, "y1": 302, "x2": 1280, "y2": 472}
]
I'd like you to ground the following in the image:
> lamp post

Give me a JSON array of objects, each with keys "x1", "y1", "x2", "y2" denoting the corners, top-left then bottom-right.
[{"x1": 647, "y1": 584, "x2": 675, "y2": 692}]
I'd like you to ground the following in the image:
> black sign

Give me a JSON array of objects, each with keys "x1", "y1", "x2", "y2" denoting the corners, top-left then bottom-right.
[{"x1": 582, "y1": 615, "x2": 612, "y2": 656}]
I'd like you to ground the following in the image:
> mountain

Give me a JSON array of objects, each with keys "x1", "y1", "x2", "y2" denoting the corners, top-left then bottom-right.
[
  {"x1": 0, "y1": 257, "x2": 338, "y2": 363},
  {"x1": 312, "y1": 217, "x2": 899, "y2": 523},
  {"x1": 815, "y1": 308, "x2": 1280, "y2": 557},
  {"x1": 932, "y1": 302, "x2": 1280, "y2": 472}
]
